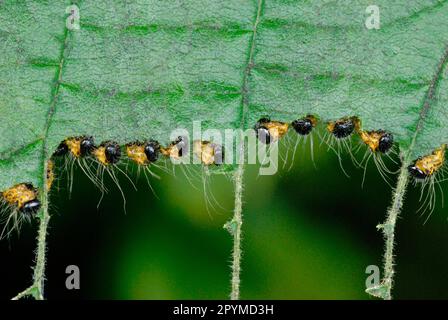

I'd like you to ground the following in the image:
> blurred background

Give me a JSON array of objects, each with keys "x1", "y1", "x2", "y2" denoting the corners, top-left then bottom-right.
[{"x1": 1, "y1": 130, "x2": 448, "y2": 300}]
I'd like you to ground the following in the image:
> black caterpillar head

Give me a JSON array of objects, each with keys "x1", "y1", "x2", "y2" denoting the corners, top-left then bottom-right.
[
  {"x1": 53, "y1": 141, "x2": 69, "y2": 156},
  {"x1": 330, "y1": 119, "x2": 355, "y2": 139},
  {"x1": 80, "y1": 136, "x2": 95, "y2": 156},
  {"x1": 144, "y1": 140, "x2": 160, "y2": 162},
  {"x1": 174, "y1": 136, "x2": 188, "y2": 157},
  {"x1": 378, "y1": 132, "x2": 394, "y2": 154},
  {"x1": 407, "y1": 164, "x2": 427, "y2": 180},
  {"x1": 254, "y1": 118, "x2": 272, "y2": 144},
  {"x1": 291, "y1": 116, "x2": 316, "y2": 136},
  {"x1": 103, "y1": 141, "x2": 121, "y2": 164},
  {"x1": 20, "y1": 199, "x2": 41, "y2": 217}
]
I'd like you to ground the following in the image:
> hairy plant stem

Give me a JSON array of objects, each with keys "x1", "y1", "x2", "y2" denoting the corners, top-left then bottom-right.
[
  {"x1": 12, "y1": 162, "x2": 51, "y2": 300},
  {"x1": 369, "y1": 45, "x2": 448, "y2": 299},
  {"x1": 367, "y1": 158, "x2": 410, "y2": 300},
  {"x1": 228, "y1": 164, "x2": 244, "y2": 300},
  {"x1": 11, "y1": 6, "x2": 71, "y2": 301},
  {"x1": 224, "y1": 0, "x2": 263, "y2": 300}
]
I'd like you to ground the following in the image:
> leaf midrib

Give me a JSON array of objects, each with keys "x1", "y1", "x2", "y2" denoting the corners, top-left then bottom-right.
[
  {"x1": 40, "y1": 14, "x2": 71, "y2": 188},
  {"x1": 239, "y1": 0, "x2": 263, "y2": 130},
  {"x1": 406, "y1": 44, "x2": 448, "y2": 160}
]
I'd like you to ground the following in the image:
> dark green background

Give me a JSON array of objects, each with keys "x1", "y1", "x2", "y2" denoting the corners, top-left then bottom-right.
[{"x1": 1, "y1": 131, "x2": 448, "y2": 299}]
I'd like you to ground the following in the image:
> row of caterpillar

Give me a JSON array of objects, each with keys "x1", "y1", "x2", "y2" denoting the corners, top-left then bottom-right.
[
  {"x1": 255, "y1": 115, "x2": 446, "y2": 218},
  {"x1": 54, "y1": 136, "x2": 222, "y2": 167},
  {"x1": 0, "y1": 135, "x2": 222, "y2": 231},
  {"x1": 0, "y1": 115, "x2": 445, "y2": 237},
  {"x1": 254, "y1": 115, "x2": 444, "y2": 178},
  {"x1": 255, "y1": 115, "x2": 394, "y2": 153}
]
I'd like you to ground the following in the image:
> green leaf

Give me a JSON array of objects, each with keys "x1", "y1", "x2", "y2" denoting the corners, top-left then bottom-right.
[
  {"x1": 1, "y1": 0, "x2": 448, "y2": 191},
  {"x1": 3, "y1": 0, "x2": 448, "y2": 302}
]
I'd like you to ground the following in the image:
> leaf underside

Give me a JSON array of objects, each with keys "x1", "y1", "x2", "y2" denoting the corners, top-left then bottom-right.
[{"x1": 1, "y1": 0, "x2": 448, "y2": 191}]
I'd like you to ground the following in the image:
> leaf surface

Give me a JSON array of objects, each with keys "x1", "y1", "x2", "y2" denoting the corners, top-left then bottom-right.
[{"x1": 1, "y1": 0, "x2": 448, "y2": 190}]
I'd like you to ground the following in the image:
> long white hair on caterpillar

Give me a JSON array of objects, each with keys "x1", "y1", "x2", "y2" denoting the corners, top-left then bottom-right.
[
  {"x1": 125, "y1": 140, "x2": 169, "y2": 197},
  {"x1": 319, "y1": 116, "x2": 359, "y2": 177},
  {"x1": 285, "y1": 115, "x2": 318, "y2": 170},
  {"x1": 356, "y1": 129, "x2": 398, "y2": 188},
  {"x1": 52, "y1": 136, "x2": 105, "y2": 195},
  {"x1": 253, "y1": 117, "x2": 289, "y2": 174},
  {"x1": 408, "y1": 145, "x2": 446, "y2": 223},
  {"x1": 91, "y1": 141, "x2": 137, "y2": 212},
  {"x1": 0, "y1": 183, "x2": 40, "y2": 239},
  {"x1": 192, "y1": 139, "x2": 228, "y2": 215}
]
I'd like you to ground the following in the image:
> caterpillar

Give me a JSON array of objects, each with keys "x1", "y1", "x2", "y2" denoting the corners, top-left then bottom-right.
[
  {"x1": 0, "y1": 183, "x2": 40, "y2": 238},
  {"x1": 254, "y1": 118, "x2": 289, "y2": 144},
  {"x1": 286, "y1": 115, "x2": 318, "y2": 169},
  {"x1": 407, "y1": 145, "x2": 446, "y2": 221},
  {"x1": 321, "y1": 116, "x2": 359, "y2": 177},
  {"x1": 357, "y1": 128, "x2": 397, "y2": 186}
]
